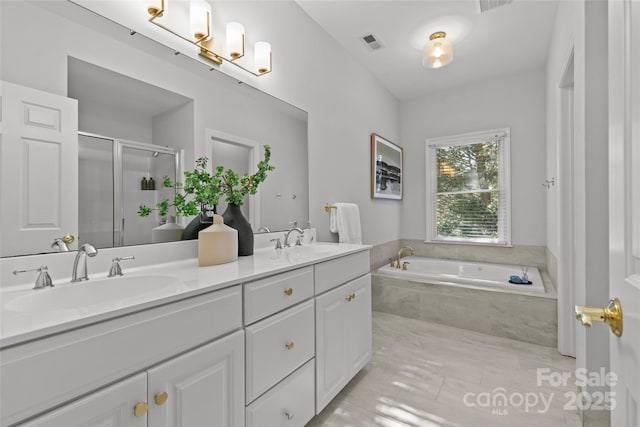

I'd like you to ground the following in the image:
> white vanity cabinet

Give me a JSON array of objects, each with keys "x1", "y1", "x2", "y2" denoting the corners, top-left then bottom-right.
[
  {"x1": 2, "y1": 246, "x2": 373, "y2": 427},
  {"x1": 146, "y1": 330, "x2": 244, "y2": 427},
  {"x1": 19, "y1": 331, "x2": 244, "y2": 427},
  {"x1": 18, "y1": 373, "x2": 148, "y2": 427},
  {"x1": 3, "y1": 286, "x2": 243, "y2": 426},
  {"x1": 314, "y1": 253, "x2": 372, "y2": 413}
]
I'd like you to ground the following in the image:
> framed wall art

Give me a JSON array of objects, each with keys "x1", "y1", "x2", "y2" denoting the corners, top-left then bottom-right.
[{"x1": 371, "y1": 133, "x2": 402, "y2": 200}]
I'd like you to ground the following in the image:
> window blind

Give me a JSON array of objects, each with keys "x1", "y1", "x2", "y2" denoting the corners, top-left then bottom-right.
[{"x1": 427, "y1": 130, "x2": 511, "y2": 245}]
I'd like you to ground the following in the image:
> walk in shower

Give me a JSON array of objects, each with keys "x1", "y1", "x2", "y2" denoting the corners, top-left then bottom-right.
[{"x1": 78, "y1": 133, "x2": 178, "y2": 249}]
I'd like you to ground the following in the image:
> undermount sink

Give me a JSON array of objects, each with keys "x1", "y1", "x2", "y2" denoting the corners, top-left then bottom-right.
[{"x1": 5, "y1": 275, "x2": 181, "y2": 313}]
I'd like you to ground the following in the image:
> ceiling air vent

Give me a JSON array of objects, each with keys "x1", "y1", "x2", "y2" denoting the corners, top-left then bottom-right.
[
  {"x1": 476, "y1": 0, "x2": 514, "y2": 13},
  {"x1": 361, "y1": 33, "x2": 384, "y2": 51}
]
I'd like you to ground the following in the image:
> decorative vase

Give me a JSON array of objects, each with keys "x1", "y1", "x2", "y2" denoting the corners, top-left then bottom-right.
[
  {"x1": 181, "y1": 213, "x2": 213, "y2": 240},
  {"x1": 222, "y1": 203, "x2": 254, "y2": 256},
  {"x1": 198, "y1": 215, "x2": 238, "y2": 266}
]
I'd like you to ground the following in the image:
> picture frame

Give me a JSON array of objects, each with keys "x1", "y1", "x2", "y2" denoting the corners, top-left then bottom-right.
[{"x1": 371, "y1": 133, "x2": 402, "y2": 200}]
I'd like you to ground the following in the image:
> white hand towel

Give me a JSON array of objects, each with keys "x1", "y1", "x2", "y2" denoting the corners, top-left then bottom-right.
[{"x1": 329, "y1": 203, "x2": 362, "y2": 244}]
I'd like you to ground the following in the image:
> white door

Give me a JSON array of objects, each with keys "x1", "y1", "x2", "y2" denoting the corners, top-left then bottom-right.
[
  {"x1": 315, "y1": 284, "x2": 349, "y2": 413},
  {"x1": 345, "y1": 274, "x2": 372, "y2": 377},
  {"x1": 18, "y1": 373, "x2": 147, "y2": 427},
  {"x1": 608, "y1": 1, "x2": 640, "y2": 425},
  {"x1": 0, "y1": 81, "x2": 78, "y2": 257},
  {"x1": 146, "y1": 330, "x2": 245, "y2": 427}
]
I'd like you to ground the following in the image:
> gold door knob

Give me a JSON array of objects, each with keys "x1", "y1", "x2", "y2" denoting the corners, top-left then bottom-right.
[
  {"x1": 133, "y1": 402, "x2": 148, "y2": 417},
  {"x1": 575, "y1": 297, "x2": 623, "y2": 337},
  {"x1": 284, "y1": 287, "x2": 293, "y2": 296},
  {"x1": 154, "y1": 391, "x2": 168, "y2": 405},
  {"x1": 62, "y1": 234, "x2": 75, "y2": 244},
  {"x1": 285, "y1": 341, "x2": 295, "y2": 350}
]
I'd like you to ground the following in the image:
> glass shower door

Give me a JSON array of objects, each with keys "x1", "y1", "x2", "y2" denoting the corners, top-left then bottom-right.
[
  {"x1": 118, "y1": 143, "x2": 177, "y2": 246},
  {"x1": 78, "y1": 134, "x2": 114, "y2": 249}
]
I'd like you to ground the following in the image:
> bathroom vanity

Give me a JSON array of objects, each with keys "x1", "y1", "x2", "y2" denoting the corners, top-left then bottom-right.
[{"x1": 0, "y1": 244, "x2": 371, "y2": 427}]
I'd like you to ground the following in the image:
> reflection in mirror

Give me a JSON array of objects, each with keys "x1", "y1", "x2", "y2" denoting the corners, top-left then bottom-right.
[
  {"x1": 209, "y1": 140, "x2": 252, "y2": 221},
  {"x1": 0, "y1": 0, "x2": 309, "y2": 257},
  {"x1": 78, "y1": 134, "x2": 180, "y2": 249}
]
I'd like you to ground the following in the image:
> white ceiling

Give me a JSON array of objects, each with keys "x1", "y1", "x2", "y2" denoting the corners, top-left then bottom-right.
[{"x1": 296, "y1": 0, "x2": 559, "y2": 101}]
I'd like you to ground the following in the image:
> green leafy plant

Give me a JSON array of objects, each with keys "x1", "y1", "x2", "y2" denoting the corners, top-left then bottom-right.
[
  {"x1": 216, "y1": 144, "x2": 275, "y2": 205},
  {"x1": 138, "y1": 145, "x2": 274, "y2": 218}
]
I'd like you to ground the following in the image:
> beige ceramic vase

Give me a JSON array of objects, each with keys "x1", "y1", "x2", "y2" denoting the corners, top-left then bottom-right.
[{"x1": 198, "y1": 214, "x2": 238, "y2": 266}]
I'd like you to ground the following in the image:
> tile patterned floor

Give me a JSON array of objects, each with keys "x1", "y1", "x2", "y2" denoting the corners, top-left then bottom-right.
[{"x1": 307, "y1": 312, "x2": 584, "y2": 427}]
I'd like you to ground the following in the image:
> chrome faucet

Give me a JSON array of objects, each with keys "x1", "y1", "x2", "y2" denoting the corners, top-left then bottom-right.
[
  {"x1": 13, "y1": 265, "x2": 54, "y2": 290},
  {"x1": 396, "y1": 246, "x2": 414, "y2": 268},
  {"x1": 284, "y1": 227, "x2": 304, "y2": 247},
  {"x1": 108, "y1": 256, "x2": 135, "y2": 277},
  {"x1": 71, "y1": 244, "x2": 98, "y2": 282},
  {"x1": 51, "y1": 237, "x2": 70, "y2": 252}
]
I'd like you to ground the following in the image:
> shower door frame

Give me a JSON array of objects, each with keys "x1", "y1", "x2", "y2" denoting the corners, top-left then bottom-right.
[{"x1": 79, "y1": 132, "x2": 179, "y2": 248}]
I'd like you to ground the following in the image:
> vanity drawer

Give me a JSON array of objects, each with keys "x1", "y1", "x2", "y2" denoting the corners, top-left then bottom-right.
[
  {"x1": 314, "y1": 250, "x2": 370, "y2": 295},
  {"x1": 244, "y1": 266, "x2": 314, "y2": 325},
  {"x1": 246, "y1": 359, "x2": 315, "y2": 427},
  {"x1": 245, "y1": 299, "x2": 314, "y2": 403}
]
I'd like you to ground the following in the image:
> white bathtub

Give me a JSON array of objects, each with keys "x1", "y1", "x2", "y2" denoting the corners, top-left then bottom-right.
[{"x1": 377, "y1": 256, "x2": 545, "y2": 294}]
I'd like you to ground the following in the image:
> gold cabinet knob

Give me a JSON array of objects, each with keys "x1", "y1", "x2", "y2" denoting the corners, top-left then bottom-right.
[
  {"x1": 284, "y1": 287, "x2": 293, "y2": 296},
  {"x1": 62, "y1": 234, "x2": 75, "y2": 244},
  {"x1": 351, "y1": 292, "x2": 356, "y2": 300},
  {"x1": 154, "y1": 391, "x2": 168, "y2": 406},
  {"x1": 133, "y1": 402, "x2": 148, "y2": 417},
  {"x1": 285, "y1": 341, "x2": 295, "y2": 350},
  {"x1": 284, "y1": 410, "x2": 294, "y2": 420},
  {"x1": 575, "y1": 297, "x2": 623, "y2": 337}
]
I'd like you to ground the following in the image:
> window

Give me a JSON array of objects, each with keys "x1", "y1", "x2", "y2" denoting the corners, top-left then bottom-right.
[{"x1": 426, "y1": 128, "x2": 511, "y2": 245}]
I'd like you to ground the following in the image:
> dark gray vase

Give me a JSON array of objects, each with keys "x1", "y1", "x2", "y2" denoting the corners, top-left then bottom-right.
[
  {"x1": 222, "y1": 203, "x2": 253, "y2": 256},
  {"x1": 181, "y1": 213, "x2": 214, "y2": 240}
]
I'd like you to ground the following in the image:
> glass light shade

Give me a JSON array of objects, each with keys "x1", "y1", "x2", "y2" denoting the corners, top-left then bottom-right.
[
  {"x1": 147, "y1": 0, "x2": 164, "y2": 16},
  {"x1": 190, "y1": 0, "x2": 211, "y2": 40},
  {"x1": 255, "y1": 41, "x2": 272, "y2": 74},
  {"x1": 423, "y1": 36, "x2": 453, "y2": 69},
  {"x1": 226, "y1": 22, "x2": 245, "y2": 59}
]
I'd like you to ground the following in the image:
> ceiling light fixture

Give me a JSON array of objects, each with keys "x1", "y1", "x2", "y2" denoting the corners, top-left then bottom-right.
[
  {"x1": 146, "y1": 0, "x2": 271, "y2": 76},
  {"x1": 423, "y1": 31, "x2": 453, "y2": 69}
]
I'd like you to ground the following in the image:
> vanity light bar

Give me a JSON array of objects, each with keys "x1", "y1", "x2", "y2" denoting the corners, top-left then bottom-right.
[{"x1": 146, "y1": 0, "x2": 271, "y2": 76}]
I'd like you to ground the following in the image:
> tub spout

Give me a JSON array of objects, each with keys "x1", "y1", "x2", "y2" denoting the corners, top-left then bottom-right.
[{"x1": 397, "y1": 246, "x2": 414, "y2": 268}]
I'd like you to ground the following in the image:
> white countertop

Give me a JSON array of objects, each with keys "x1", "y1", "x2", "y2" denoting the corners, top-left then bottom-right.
[{"x1": 0, "y1": 243, "x2": 370, "y2": 348}]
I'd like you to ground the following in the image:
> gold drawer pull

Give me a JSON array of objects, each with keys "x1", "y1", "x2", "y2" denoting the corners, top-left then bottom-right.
[
  {"x1": 284, "y1": 287, "x2": 293, "y2": 296},
  {"x1": 284, "y1": 410, "x2": 294, "y2": 420},
  {"x1": 133, "y1": 402, "x2": 148, "y2": 417},
  {"x1": 154, "y1": 391, "x2": 168, "y2": 406},
  {"x1": 345, "y1": 293, "x2": 356, "y2": 301},
  {"x1": 285, "y1": 341, "x2": 295, "y2": 350}
]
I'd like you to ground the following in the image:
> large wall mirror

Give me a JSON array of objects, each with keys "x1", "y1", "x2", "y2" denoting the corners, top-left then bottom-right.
[{"x1": 0, "y1": 0, "x2": 309, "y2": 258}]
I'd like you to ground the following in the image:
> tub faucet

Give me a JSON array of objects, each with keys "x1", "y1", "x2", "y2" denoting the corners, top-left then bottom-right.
[
  {"x1": 396, "y1": 246, "x2": 414, "y2": 268},
  {"x1": 71, "y1": 244, "x2": 98, "y2": 282}
]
